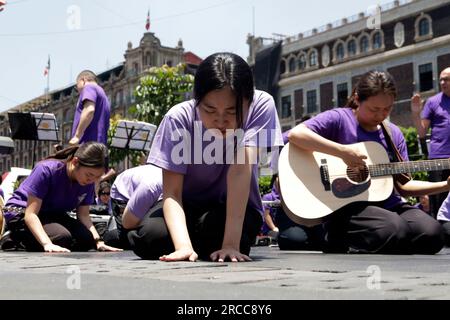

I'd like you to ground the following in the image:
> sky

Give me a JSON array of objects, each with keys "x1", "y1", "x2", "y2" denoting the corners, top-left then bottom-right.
[{"x1": 0, "y1": 0, "x2": 390, "y2": 112}]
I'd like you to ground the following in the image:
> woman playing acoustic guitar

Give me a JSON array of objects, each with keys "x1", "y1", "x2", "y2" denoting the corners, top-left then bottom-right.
[{"x1": 288, "y1": 71, "x2": 444, "y2": 254}]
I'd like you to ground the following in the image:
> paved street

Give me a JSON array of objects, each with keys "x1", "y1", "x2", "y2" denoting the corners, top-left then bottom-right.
[{"x1": 1, "y1": 246, "x2": 449, "y2": 300}]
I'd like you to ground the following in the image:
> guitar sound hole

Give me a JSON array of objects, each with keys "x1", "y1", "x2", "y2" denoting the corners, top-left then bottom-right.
[{"x1": 346, "y1": 166, "x2": 369, "y2": 183}]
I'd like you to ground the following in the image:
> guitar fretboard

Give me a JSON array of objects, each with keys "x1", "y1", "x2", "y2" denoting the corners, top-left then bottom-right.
[{"x1": 369, "y1": 159, "x2": 450, "y2": 177}]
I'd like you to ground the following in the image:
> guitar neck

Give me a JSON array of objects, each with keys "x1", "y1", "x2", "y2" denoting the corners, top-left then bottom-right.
[{"x1": 369, "y1": 159, "x2": 450, "y2": 177}]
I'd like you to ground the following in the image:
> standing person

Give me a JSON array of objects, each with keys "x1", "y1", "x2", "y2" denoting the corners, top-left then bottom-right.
[
  {"x1": 1, "y1": 142, "x2": 121, "y2": 252},
  {"x1": 69, "y1": 70, "x2": 110, "y2": 146},
  {"x1": 288, "y1": 70, "x2": 444, "y2": 254},
  {"x1": 103, "y1": 164, "x2": 162, "y2": 249},
  {"x1": 411, "y1": 67, "x2": 450, "y2": 217},
  {"x1": 128, "y1": 52, "x2": 283, "y2": 262}
]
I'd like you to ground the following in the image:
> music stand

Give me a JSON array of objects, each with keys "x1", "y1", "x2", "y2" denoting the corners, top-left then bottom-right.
[
  {"x1": 8, "y1": 112, "x2": 59, "y2": 166},
  {"x1": 0, "y1": 136, "x2": 14, "y2": 154},
  {"x1": 111, "y1": 120, "x2": 157, "y2": 151}
]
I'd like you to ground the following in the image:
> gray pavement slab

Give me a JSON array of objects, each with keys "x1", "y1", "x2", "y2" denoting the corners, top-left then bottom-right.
[{"x1": 0, "y1": 246, "x2": 449, "y2": 300}]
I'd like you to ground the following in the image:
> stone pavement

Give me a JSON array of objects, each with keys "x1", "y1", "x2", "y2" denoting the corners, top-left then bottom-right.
[{"x1": 0, "y1": 246, "x2": 449, "y2": 300}]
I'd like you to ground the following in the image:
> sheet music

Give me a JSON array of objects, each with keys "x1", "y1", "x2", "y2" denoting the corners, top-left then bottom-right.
[
  {"x1": 31, "y1": 112, "x2": 59, "y2": 141},
  {"x1": 111, "y1": 120, "x2": 157, "y2": 151}
]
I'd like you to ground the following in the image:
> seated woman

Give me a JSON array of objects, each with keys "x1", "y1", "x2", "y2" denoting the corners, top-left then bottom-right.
[
  {"x1": 2, "y1": 142, "x2": 121, "y2": 252},
  {"x1": 288, "y1": 70, "x2": 444, "y2": 254},
  {"x1": 96, "y1": 181, "x2": 113, "y2": 215},
  {"x1": 103, "y1": 164, "x2": 162, "y2": 249}
]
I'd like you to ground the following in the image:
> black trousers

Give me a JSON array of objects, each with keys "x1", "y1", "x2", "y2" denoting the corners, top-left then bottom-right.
[
  {"x1": 428, "y1": 169, "x2": 450, "y2": 218},
  {"x1": 323, "y1": 202, "x2": 444, "y2": 254},
  {"x1": 103, "y1": 198, "x2": 131, "y2": 249},
  {"x1": 275, "y1": 207, "x2": 325, "y2": 250},
  {"x1": 127, "y1": 202, "x2": 262, "y2": 260},
  {"x1": 6, "y1": 212, "x2": 95, "y2": 252},
  {"x1": 440, "y1": 221, "x2": 450, "y2": 247}
]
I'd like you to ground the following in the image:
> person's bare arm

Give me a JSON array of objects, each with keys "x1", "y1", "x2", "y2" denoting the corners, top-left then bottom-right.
[{"x1": 69, "y1": 100, "x2": 95, "y2": 145}]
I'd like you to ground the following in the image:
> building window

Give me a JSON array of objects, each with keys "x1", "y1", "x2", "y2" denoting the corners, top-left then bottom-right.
[
  {"x1": 373, "y1": 31, "x2": 382, "y2": 50},
  {"x1": 360, "y1": 36, "x2": 369, "y2": 53},
  {"x1": 337, "y1": 83, "x2": 348, "y2": 107},
  {"x1": 418, "y1": 18, "x2": 430, "y2": 37},
  {"x1": 309, "y1": 50, "x2": 317, "y2": 67},
  {"x1": 145, "y1": 53, "x2": 151, "y2": 66},
  {"x1": 347, "y1": 40, "x2": 356, "y2": 56},
  {"x1": 336, "y1": 43, "x2": 344, "y2": 61},
  {"x1": 306, "y1": 90, "x2": 317, "y2": 114},
  {"x1": 419, "y1": 63, "x2": 433, "y2": 92},
  {"x1": 280, "y1": 60, "x2": 286, "y2": 74},
  {"x1": 133, "y1": 62, "x2": 139, "y2": 75},
  {"x1": 415, "y1": 14, "x2": 433, "y2": 41},
  {"x1": 281, "y1": 96, "x2": 292, "y2": 119},
  {"x1": 298, "y1": 54, "x2": 307, "y2": 70},
  {"x1": 288, "y1": 57, "x2": 296, "y2": 73}
]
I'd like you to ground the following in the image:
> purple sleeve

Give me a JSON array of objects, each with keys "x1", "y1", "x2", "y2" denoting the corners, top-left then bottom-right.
[
  {"x1": 421, "y1": 98, "x2": 434, "y2": 121},
  {"x1": 261, "y1": 193, "x2": 273, "y2": 211},
  {"x1": 126, "y1": 182, "x2": 162, "y2": 219},
  {"x1": 79, "y1": 185, "x2": 95, "y2": 206},
  {"x1": 147, "y1": 115, "x2": 189, "y2": 174},
  {"x1": 303, "y1": 109, "x2": 342, "y2": 140},
  {"x1": 20, "y1": 163, "x2": 51, "y2": 200},
  {"x1": 242, "y1": 93, "x2": 284, "y2": 148},
  {"x1": 79, "y1": 86, "x2": 98, "y2": 106}
]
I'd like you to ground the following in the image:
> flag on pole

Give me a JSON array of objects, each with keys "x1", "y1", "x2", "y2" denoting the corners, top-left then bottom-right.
[
  {"x1": 44, "y1": 56, "x2": 50, "y2": 77},
  {"x1": 145, "y1": 9, "x2": 150, "y2": 31}
]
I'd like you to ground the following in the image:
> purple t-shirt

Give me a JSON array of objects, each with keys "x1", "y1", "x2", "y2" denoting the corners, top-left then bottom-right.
[
  {"x1": 261, "y1": 190, "x2": 280, "y2": 234},
  {"x1": 304, "y1": 107, "x2": 409, "y2": 209},
  {"x1": 437, "y1": 193, "x2": 450, "y2": 222},
  {"x1": 110, "y1": 165, "x2": 162, "y2": 219},
  {"x1": 421, "y1": 92, "x2": 450, "y2": 159},
  {"x1": 282, "y1": 130, "x2": 290, "y2": 144},
  {"x1": 147, "y1": 90, "x2": 284, "y2": 214},
  {"x1": 72, "y1": 84, "x2": 110, "y2": 145},
  {"x1": 4, "y1": 160, "x2": 95, "y2": 222}
]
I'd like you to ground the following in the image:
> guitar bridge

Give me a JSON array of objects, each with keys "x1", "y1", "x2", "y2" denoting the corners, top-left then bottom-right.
[{"x1": 320, "y1": 159, "x2": 331, "y2": 191}]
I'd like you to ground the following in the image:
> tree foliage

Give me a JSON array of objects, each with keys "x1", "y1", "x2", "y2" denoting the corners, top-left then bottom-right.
[
  {"x1": 107, "y1": 64, "x2": 194, "y2": 166},
  {"x1": 130, "y1": 63, "x2": 194, "y2": 126}
]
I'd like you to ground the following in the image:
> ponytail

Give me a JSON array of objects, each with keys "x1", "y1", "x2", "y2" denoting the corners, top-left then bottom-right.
[{"x1": 46, "y1": 142, "x2": 107, "y2": 168}]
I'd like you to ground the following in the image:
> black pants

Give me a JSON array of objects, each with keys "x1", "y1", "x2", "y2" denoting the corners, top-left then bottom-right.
[
  {"x1": 323, "y1": 202, "x2": 444, "y2": 254},
  {"x1": 440, "y1": 221, "x2": 450, "y2": 247},
  {"x1": 127, "y1": 202, "x2": 262, "y2": 260},
  {"x1": 429, "y1": 169, "x2": 450, "y2": 218},
  {"x1": 103, "y1": 198, "x2": 131, "y2": 249},
  {"x1": 6, "y1": 212, "x2": 95, "y2": 252},
  {"x1": 275, "y1": 207, "x2": 325, "y2": 250}
]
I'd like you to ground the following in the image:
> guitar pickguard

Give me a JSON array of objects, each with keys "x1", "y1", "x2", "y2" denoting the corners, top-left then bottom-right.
[{"x1": 331, "y1": 178, "x2": 371, "y2": 198}]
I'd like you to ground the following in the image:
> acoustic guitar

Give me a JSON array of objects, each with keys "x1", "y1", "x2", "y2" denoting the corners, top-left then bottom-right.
[{"x1": 278, "y1": 141, "x2": 448, "y2": 226}]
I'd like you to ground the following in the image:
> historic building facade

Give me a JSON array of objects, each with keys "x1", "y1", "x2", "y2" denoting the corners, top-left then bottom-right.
[
  {"x1": 0, "y1": 32, "x2": 201, "y2": 172},
  {"x1": 248, "y1": 0, "x2": 450, "y2": 132}
]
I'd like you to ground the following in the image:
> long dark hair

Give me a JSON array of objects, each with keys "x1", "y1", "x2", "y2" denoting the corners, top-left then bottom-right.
[
  {"x1": 46, "y1": 141, "x2": 107, "y2": 168},
  {"x1": 194, "y1": 52, "x2": 255, "y2": 129},
  {"x1": 346, "y1": 70, "x2": 397, "y2": 109}
]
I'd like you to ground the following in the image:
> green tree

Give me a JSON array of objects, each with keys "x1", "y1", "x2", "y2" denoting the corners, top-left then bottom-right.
[
  {"x1": 108, "y1": 64, "x2": 194, "y2": 166},
  {"x1": 130, "y1": 63, "x2": 194, "y2": 125},
  {"x1": 399, "y1": 126, "x2": 428, "y2": 182}
]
